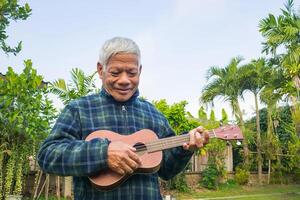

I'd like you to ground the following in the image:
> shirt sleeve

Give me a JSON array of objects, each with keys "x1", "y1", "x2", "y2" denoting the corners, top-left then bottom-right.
[
  {"x1": 37, "y1": 103, "x2": 110, "y2": 176},
  {"x1": 157, "y1": 120, "x2": 193, "y2": 180}
]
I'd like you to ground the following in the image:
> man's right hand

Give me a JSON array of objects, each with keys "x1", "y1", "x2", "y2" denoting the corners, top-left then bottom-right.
[{"x1": 107, "y1": 141, "x2": 142, "y2": 175}]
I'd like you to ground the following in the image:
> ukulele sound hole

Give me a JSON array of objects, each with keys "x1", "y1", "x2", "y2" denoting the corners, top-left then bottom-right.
[{"x1": 133, "y1": 142, "x2": 147, "y2": 156}]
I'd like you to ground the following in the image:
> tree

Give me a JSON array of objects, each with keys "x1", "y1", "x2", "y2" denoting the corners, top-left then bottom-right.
[
  {"x1": 0, "y1": 0, "x2": 31, "y2": 55},
  {"x1": 0, "y1": 60, "x2": 56, "y2": 199},
  {"x1": 239, "y1": 58, "x2": 272, "y2": 184},
  {"x1": 221, "y1": 108, "x2": 229, "y2": 125},
  {"x1": 198, "y1": 106, "x2": 207, "y2": 120},
  {"x1": 50, "y1": 68, "x2": 98, "y2": 105},
  {"x1": 209, "y1": 110, "x2": 216, "y2": 121},
  {"x1": 153, "y1": 99, "x2": 200, "y2": 192},
  {"x1": 200, "y1": 57, "x2": 250, "y2": 167},
  {"x1": 259, "y1": 0, "x2": 300, "y2": 136},
  {"x1": 153, "y1": 99, "x2": 199, "y2": 134},
  {"x1": 259, "y1": 66, "x2": 285, "y2": 183}
]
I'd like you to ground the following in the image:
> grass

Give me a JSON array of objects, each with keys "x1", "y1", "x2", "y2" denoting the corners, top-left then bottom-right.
[{"x1": 171, "y1": 184, "x2": 300, "y2": 200}]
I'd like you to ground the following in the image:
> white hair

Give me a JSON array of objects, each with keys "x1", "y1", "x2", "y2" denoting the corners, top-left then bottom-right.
[{"x1": 98, "y1": 37, "x2": 141, "y2": 69}]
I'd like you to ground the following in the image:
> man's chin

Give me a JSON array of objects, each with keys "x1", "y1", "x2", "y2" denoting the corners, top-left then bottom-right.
[{"x1": 113, "y1": 94, "x2": 132, "y2": 102}]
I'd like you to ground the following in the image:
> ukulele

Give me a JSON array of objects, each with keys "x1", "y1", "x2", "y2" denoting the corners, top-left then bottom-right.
[{"x1": 85, "y1": 125, "x2": 242, "y2": 190}]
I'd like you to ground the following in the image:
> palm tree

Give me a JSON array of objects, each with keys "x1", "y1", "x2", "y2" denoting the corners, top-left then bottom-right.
[
  {"x1": 260, "y1": 67, "x2": 285, "y2": 184},
  {"x1": 239, "y1": 58, "x2": 272, "y2": 184},
  {"x1": 50, "y1": 68, "x2": 98, "y2": 105},
  {"x1": 200, "y1": 57, "x2": 250, "y2": 167},
  {"x1": 259, "y1": 0, "x2": 300, "y2": 136}
]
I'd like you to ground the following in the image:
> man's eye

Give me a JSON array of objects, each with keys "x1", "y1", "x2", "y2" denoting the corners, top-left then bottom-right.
[
  {"x1": 110, "y1": 72, "x2": 119, "y2": 77},
  {"x1": 128, "y1": 72, "x2": 138, "y2": 77}
]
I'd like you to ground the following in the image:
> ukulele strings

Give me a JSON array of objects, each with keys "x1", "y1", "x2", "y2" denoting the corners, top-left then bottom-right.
[
  {"x1": 144, "y1": 132, "x2": 216, "y2": 152},
  {"x1": 132, "y1": 134, "x2": 189, "y2": 152}
]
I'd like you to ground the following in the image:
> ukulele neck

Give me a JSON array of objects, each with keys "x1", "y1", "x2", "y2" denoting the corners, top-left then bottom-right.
[{"x1": 145, "y1": 131, "x2": 216, "y2": 153}]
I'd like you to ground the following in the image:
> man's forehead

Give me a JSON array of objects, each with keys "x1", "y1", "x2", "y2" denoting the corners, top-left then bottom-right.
[{"x1": 107, "y1": 53, "x2": 139, "y2": 67}]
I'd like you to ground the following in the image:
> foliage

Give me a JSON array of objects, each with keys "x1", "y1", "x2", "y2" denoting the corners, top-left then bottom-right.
[
  {"x1": 0, "y1": 61, "x2": 56, "y2": 198},
  {"x1": 259, "y1": 0, "x2": 300, "y2": 139},
  {"x1": 292, "y1": 168, "x2": 300, "y2": 183},
  {"x1": 0, "y1": 0, "x2": 31, "y2": 55},
  {"x1": 200, "y1": 56, "x2": 250, "y2": 166},
  {"x1": 153, "y1": 99, "x2": 200, "y2": 134},
  {"x1": 200, "y1": 164, "x2": 219, "y2": 189},
  {"x1": 201, "y1": 57, "x2": 244, "y2": 108},
  {"x1": 259, "y1": 0, "x2": 300, "y2": 79},
  {"x1": 271, "y1": 160, "x2": 286, "y2": 184},
  {"x1": 234, "y1": 166, "x2": 250, "y2": 185},
  {"x1": 209, "y1": 110, "x2": 216, "y2": 121},
  {"x1": 50, "y1": 68, "x2": 98, "y2": 105},
  {"x1": 221, "y1": 108, "x2": 228, "y2": 125},
  {"x1": 204, "y1": 139, "x2": 226, "y2": 173},
  {"x1": 163, "y1": 173, "x2": 190, "y2": 192},
  {"x1": 238, "y1": 58, "x2": 274, "y2": 183},
  {"x1": 153, "y1": 100, "x2": 201, "y2": 191},
  {"x1": 200, "y1": 139, "x2": 227, "y2": 189},
  {"x1": 287, "y1": 125, "x2": 300, "y2": 171},
  {"x1": 218, "y1": 179, "x2": 239, "y2": 191},
  {"x1": 198, "y1": 106, "x2": 207, "y2": 120}
]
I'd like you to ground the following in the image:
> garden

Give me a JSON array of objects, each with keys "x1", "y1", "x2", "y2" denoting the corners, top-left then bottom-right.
[{"x1": 1, "y1": 0, "x2": 300, "y2": 200}]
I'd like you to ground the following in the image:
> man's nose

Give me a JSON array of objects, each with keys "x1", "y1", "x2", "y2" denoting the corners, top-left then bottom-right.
[{"x1": 118, "y1": 73, "x2": 130, "y2": 85}]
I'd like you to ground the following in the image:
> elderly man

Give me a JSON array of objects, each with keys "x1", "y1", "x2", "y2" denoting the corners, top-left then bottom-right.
[{"x1": 38, "y1": 37, "x2": 209, "y2": 200}]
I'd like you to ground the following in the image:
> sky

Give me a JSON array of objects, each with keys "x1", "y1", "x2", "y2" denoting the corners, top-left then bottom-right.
[{"x1": 1, "y1": 0, "x2": 300, "y2": 120}]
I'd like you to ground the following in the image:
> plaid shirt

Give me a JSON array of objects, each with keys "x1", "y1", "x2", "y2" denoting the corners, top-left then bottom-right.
[{"x1": 38, "y1": 89, "x2": 193, "y2": 200}]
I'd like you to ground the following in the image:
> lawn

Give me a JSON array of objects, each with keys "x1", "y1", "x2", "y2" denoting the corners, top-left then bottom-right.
[{"x1": 171, "y1": 184, "x2": 300, "y2": 200}]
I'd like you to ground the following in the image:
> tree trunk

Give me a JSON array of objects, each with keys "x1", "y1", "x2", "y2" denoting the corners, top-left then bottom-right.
[
  {"x1": 292, "y1": 75, "x2": 300, "y2": 138},
  {"x1": 268, "y1": 159, "x2": 271, "y2": 184},
  {"x1": 234, "y1": 100, "x2": 250, "y2": 168},
  {"x1": 254, "y1": 92, "x2": 263, "y2": 185}
]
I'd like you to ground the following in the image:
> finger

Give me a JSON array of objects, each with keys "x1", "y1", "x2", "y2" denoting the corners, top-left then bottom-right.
[
  {"x1": 204, "y1": 130, "x2": 210, "y2": 144},
  {"x1": 189, "y1": 130, "x2": 195, "y2": 145},
  {"x1": 195, "y1": 132, "x2": 203, "y2": 148},
  {"x1": 195, "y1": 126, "x2": 204, "y2": 133},
  {"x1": 126, "y1": 156, "x2": 139, "y2": 171},
  {"x1": 183, "y1": 143, "x2": 189, "y2": 150},
  {"x1": 128, "y1": 150, "x2": 142, "y2": 165},
  {"x1": 121, "y1": 161, "x2": 135, "y2": 174},
  {"x1": 129, "y1": 146, "x2": 137, "y2": 151},
  {"x1": 116, "y1": 168, "x2": 125, "y2": 175}
]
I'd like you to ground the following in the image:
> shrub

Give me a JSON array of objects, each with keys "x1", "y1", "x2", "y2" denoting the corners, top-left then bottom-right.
[
  {"x1": 165, "y1": 173, "x2": 190, "y2": 192},
  {"x1": 200, "y1": 165, "x2": 219, "y2": 189},
  {"x1": 219, "y1": 179, "x2": 240, "y2": 190},
  {"x1": 292, "y1": 168, "x2": 300, "y2": 184},
  {"x1": 234, "y1": 167, "x2": 250, "y2": 185}
]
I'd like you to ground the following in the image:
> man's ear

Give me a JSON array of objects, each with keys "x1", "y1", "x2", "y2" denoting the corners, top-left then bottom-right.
[{"x1": 97, "y1": 62, "x2": 104, "y2": 79}]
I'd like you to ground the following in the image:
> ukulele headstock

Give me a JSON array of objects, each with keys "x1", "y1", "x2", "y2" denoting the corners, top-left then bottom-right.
[{"x1": 211, "y1": 125, "x2": 243, "y2": 141}]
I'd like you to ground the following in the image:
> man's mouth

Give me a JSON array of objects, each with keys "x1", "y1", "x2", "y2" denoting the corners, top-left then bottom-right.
[{"x1": 116, "y1": 88, "x2": 131, "y2": 94}]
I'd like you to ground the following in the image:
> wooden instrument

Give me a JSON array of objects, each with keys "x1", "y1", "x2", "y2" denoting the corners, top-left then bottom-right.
[{"x1": 85, "y1": 125, "x2": 243, "y2": 190}]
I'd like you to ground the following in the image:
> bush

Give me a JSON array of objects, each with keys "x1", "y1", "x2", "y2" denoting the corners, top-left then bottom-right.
[
  {"x1": 165, "y1": 173, "x2": 190, "y2": 192},
  {"x1": 200, "y1": 165, "x2": 219, "y2": 189},
  {"x1": 292, "y1": 168, "x2": 300, "y2": 184},
  {"x1": 234, "y1": 167, "x2": 250, "y2": 185},
  {"x1": 270, "y1": 161, "x2": 286, "y2": 184},
  {"x1": 219, "y1": 179, "x2": 240, "y2": 190}
]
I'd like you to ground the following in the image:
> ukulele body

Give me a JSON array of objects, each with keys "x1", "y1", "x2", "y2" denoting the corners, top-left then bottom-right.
[{"x1": 85, "y1": 129, "x2": 163, "y2": 191}]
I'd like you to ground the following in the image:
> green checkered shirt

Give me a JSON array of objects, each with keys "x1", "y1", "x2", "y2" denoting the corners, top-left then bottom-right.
[{"x1": 38, "y1": 89, "x2": 193, "y2": 200}]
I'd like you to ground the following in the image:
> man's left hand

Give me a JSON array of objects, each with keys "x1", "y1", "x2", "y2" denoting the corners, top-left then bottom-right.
[{"x1": 183, "y1": 126, "x2": 209, "y2": 151}]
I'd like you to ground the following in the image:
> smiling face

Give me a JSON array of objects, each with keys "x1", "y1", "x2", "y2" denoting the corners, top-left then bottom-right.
[{"x1": 97, "y1": 53, "x2": 141, "y2": 102}]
